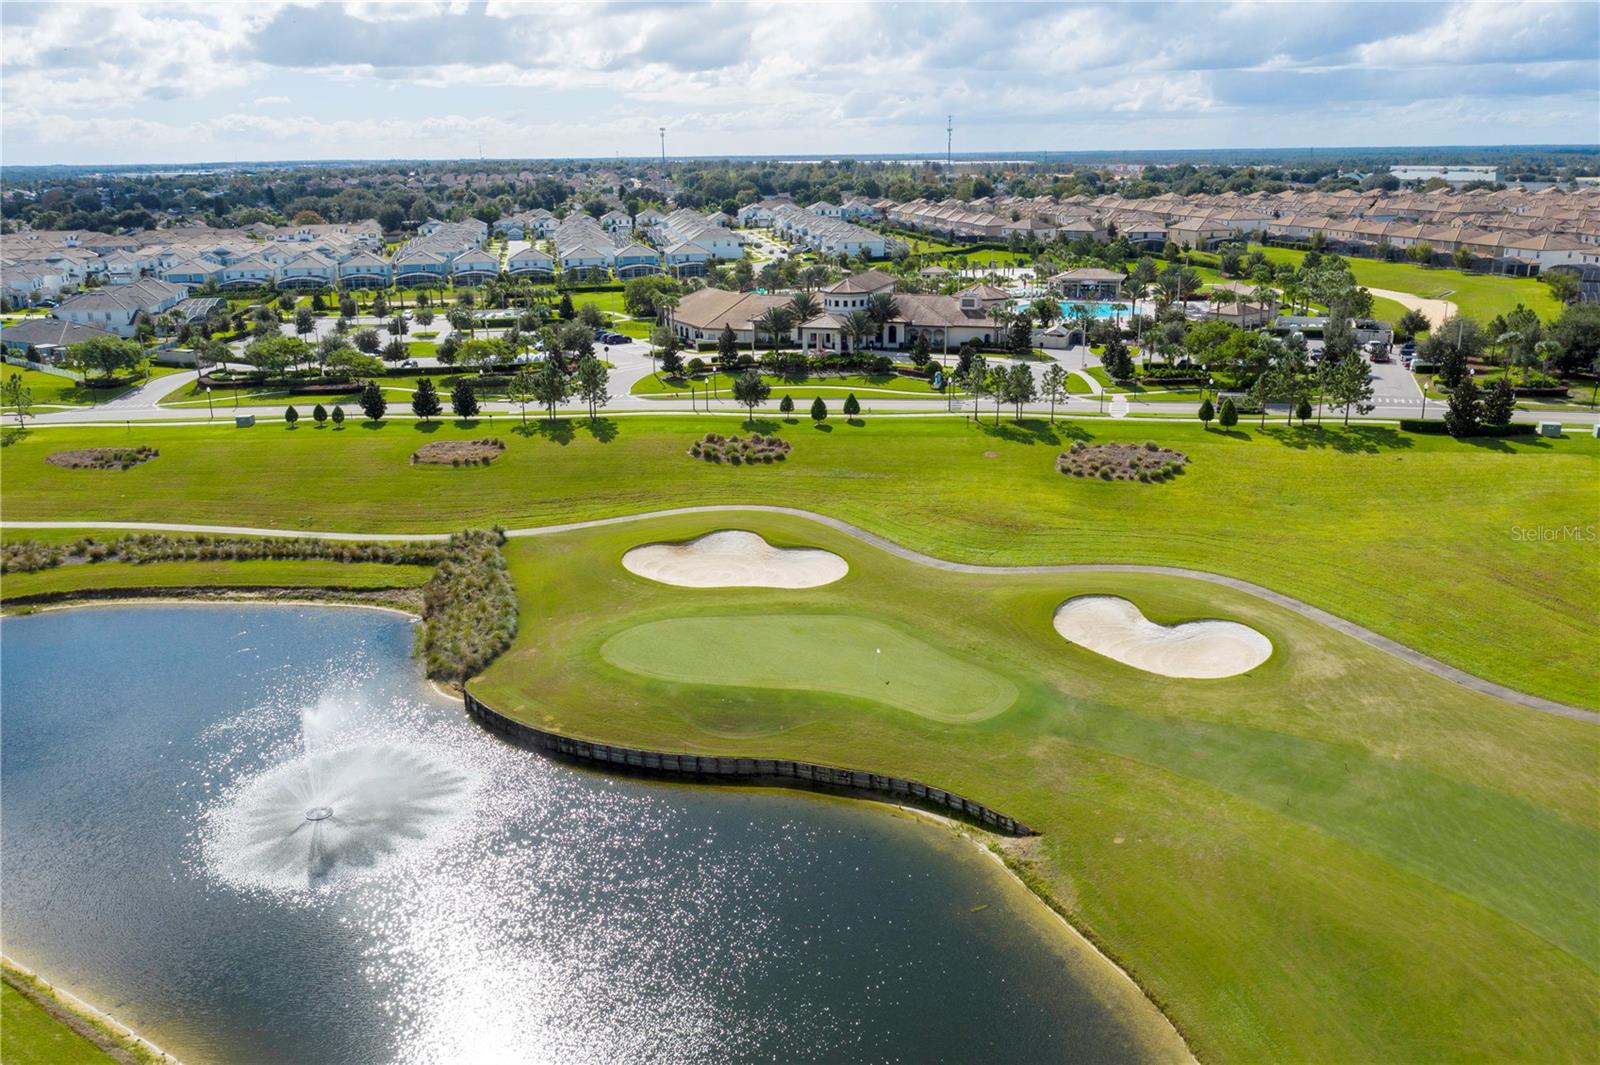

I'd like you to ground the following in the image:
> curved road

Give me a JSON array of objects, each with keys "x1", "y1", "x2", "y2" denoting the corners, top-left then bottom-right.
[{"x1": 6, "y1": 505, "x2": 1593, "y2": 723}]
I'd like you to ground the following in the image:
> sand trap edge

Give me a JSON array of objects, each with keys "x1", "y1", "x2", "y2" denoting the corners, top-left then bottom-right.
[
  {"x1": 621, "y1": 529, "x2": 849, "y2": 589},
  {"x1": 1052, "y1": 594, "x2": 1273, "y2": 679}
]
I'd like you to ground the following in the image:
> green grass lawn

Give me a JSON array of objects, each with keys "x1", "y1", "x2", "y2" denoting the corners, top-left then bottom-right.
[
  {"x1": 0, "y1": 416, "x2": 1594, "y2": 707},
  {"x1": 0, "y1": 559, "x2": 432, "y2": 601},
  {"x1": 0, "y1": 979, "x2": 117, "y2": 1065},
  {"x1": 601, "y1": 613, "x2": 1019, "y2": 721},
  {"x1": 632, "y1": 372, "x2": 940, "y2": 397},
  {"x1": 1249, "y1": 245, "x2": 1564, "y2": 322},
  {"x1": 471, "y1": 510, "x2": 1600, "y2": 1063},
  {"x1": 1, "y1": 369, "x2": 148, "y2": 409}
]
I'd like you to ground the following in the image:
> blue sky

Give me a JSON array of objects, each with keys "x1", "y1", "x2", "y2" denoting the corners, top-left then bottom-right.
[{"x1": 2, "y1": 0, "x2": 1596, "y2": 165}]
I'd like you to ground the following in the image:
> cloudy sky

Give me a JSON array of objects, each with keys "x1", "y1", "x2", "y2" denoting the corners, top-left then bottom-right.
[{"x1": 2, "y1": 0, "x2": 1596, "y2": 166}]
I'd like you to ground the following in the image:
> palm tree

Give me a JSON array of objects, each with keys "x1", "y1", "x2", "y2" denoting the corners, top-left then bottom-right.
[
  {"x1": 843, "y1": 310, "x2": 874, "y2": 356},
  {"x1": 866, "y1": 292, "x2": 901, "y2": 348},
  {"x1": 788, "y1": 291, "x2": 820, "y2": 326},
  {"x1": 986, "y1": 304, "x2": 1011, "y2": 342},
  {"x1": 1031, "y1": 298, "x2": 1061, "y2": 331},
  {"x1": 757, "y1": 307, "x2": 793, "y2": 352}
]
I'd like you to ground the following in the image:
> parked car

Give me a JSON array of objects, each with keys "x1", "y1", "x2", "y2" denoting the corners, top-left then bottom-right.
[
  {"x1": 603, "y1": 332, "x2": 628, "y2": 344},
  {"x1": 1369, "y1": 350, "x2": 1391, "y2": 364},
  {"x1": 400, "y1": 359, "x2": 419, "y2": 368}
]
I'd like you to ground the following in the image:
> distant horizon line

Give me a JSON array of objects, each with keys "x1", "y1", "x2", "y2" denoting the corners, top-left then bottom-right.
[{"x1": 5, "y1": 143, "x2": 1598, "y2": 173}]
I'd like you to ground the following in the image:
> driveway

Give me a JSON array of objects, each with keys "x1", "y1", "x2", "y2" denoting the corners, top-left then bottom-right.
[{"x1": 1367, "y1": 287, "x2": 1456, "y2": 330}]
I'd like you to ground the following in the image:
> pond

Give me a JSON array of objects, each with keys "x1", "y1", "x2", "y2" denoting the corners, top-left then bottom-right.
[{"x1": 1, "y1": 605, "x2": 1180, "y2": 1064}]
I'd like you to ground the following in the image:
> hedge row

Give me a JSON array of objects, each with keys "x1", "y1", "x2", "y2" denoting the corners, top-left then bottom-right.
[
  {"x1": 0, "y1": 533, "x2": 452, "y2": 575},
  {"x1": 1397, "y1": 419, "x2": 1536, "y2": 437}
]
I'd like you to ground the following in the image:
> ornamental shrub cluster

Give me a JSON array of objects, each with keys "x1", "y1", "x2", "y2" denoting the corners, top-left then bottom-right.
[
  {"x1": 416, "y1": 528, "x2": 518, "y2": 682},
  {"x1": 688, "y1": 432, "x2": 791, "y2": 465},
  {"x1": 1056, "y1": 441, "x2": 1188, "y2": 483},
  {"x1": 0, "y1": 533, "x2": 452, "y2": 574}
]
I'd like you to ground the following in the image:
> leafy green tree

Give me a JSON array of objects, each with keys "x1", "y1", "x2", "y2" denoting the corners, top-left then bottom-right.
[
  {"x1": 506, "y1": 368, "x2": 537, "y2": 425},
  {"x1": 557, "y1": 292, "x2": 575, "y2": 320},
  {"x1": 1040, "y1": 364, "x2": 1068, "y2": 422},
  {"x1": 1548, "y1": 303, "x2": 1600, "y2": 375},
  {"x1": 733, "y1": 369, "x2": 772, "y2": 425},
  {"x1": 1482, "y1": 376, "x2": 1516, "y2": 426},
  {"x1": 779, "y1": 393, "x2": 795, "y2": 420},
  {"x1": 1395, "y1": 309, "x2": 1431, "y2": 342},
  {"x1": 411, "y1": 377, "x2": 441, "y2": 423},
  {"x1": 659, "y1": 344, "x2": 685, "y2": 379},
  {"x1": 2, "y1": 372, "x2": 33, "y2": 428},
  {"x1": 717, "y1": 323, "x2": 739, "y2": 370},
  {"x1": 809, "y1": 395, "x2": 828, "y2": 424},
  {"x1": 841, "y1": 392, "x2": 861, "y2": 422},
  {"x1": 576, "y1": 355, "x2": 610, "y2": 420},
  {"x1": 451, "y1": 380, "x2": 480, "y2": 420},
  {"x1": 1444, "y1": 375, "x2": 1482, "y2": 437},
  {"x1": 1005, "y1": 362, "x2": 1035, "y2": 420},
  {"x1": 533, "y1": 355, "x2": 571, "y2": 421},
  {"x1": 910, "y1": 331, "x2": 932, "y2": 368},
  {"x1": 1330, "y1": 350, "x2": 1376, "y2": 426},
  {"x1": 1197, "y1": 395, "x2": 1215, "y2": 429},
  {"x1": 68, "y1": 335, "x2": 146, "y2": 383},
  {"x1": 284, "y1": 404, "x2": 300, "y2": 428},
  {"x1": 1007, "y1": 316, "x2": 1034, "y2": 359},
  {"x1": 1218, "y1": 396, "x2": 1238, "y2": 430},
  {"x1": 985, "y1": 366, "x2": 1007, "y2": 425},
  {"x1": 353, "y1": 327, "x2": 381, "y2": 354},
  {"x1": 331, "y1": 405, "x2": 345, "y2": 427},
  {"x1": 312, "y1": 403, "x2": 327, "y2": 427},
  {"x1": 1100, "y1": 333, "x2": 1134, "y2": 380},
  {"x1": 294, "y1": 306, "x2": 315, "y2": 340},
  {"x1": 359, "y1": 380, "x2": 387, "y2": 423},
  {"x1": 1295, "y1": 396, "x2": 1313, "y2": 426}
]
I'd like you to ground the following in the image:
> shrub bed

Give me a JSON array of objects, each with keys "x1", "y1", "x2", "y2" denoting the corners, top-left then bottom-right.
[
  {"x1": 1056, "y1": 441, "x2": 1187, "y2": 482},
  {"x1": 688, "y1": 432, "x2": 791, "y2": 465},
  {"x1": 417, "y1": 529, "x2": 518, "y2": 682},
  {"x1": 412, "y1": 439, "x2": 506, "y2": 466},
  {"x1": 45, "y1": 446, "x2": 158, "y2": 470}
]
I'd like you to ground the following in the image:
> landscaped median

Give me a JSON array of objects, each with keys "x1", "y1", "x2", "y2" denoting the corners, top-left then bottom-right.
[{"x1": 468, "y1": 509, "x2": 1600, "y2": 1063}]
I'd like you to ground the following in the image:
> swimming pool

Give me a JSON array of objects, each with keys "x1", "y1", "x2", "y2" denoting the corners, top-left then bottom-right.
[{"x1": 1015, "y1": 300, "x2": 1129, "y2": 321}]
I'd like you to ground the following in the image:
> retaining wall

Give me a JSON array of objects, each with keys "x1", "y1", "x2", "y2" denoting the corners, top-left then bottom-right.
[{"x1": 463, "y1": 691, "x2": 1037, "y2": 836}]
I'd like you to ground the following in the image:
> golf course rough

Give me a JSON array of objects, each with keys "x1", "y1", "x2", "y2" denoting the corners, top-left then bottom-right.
[
  {"x1": 1053, "y1": 595, "x2": 1273, "y2": 678},
  {"x1": 621, "y1": 529, "x2": 847, "y2": 588}
]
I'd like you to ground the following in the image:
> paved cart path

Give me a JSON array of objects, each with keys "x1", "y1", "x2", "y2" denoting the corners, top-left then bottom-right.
[{"x1": 6, "y1": 506, "x2": 1593, "y2": 723}]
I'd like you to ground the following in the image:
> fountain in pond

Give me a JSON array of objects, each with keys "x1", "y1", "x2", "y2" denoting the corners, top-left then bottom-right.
[{"x1": 203, "y1": 696, "x2": 480, "y2": 894}]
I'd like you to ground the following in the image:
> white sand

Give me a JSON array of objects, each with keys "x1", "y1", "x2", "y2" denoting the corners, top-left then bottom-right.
[
  {"x1": 1053, "y1": 595, "x2": 1272, "y2": 679},
  {"x1": 622, "y1": 530, "x2": 848, "y2": 589}
]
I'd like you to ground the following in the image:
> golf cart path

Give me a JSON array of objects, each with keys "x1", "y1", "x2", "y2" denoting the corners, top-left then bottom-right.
[
  {"x1": 1365, "y1": 287, "x2": 1456, "y2": 330},
  {"x1": 7, "y1": 505, "x2": 1592, "y2": 723}
]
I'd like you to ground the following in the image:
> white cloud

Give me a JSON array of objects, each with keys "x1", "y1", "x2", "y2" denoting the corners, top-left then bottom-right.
[{"x1": 1, "y1": 0, "x2": 1595, "y2": 163}]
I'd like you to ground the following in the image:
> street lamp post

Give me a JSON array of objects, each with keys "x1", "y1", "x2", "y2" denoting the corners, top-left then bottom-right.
[{"x1": 206, "y1": 385, "x2": 213, "y2": 421}]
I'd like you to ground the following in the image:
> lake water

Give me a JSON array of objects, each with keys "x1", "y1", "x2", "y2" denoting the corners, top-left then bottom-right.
[{"x1": 1, "y1": 605, "x2": 1177, "y2": 1064}]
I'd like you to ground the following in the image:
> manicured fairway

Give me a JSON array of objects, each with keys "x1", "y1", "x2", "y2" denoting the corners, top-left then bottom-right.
[
  {"x1": 471, "y1": 510, "x2": 1600, "y2": 1063},
  {"x1": 601, "y1": 613, "x2": 1018, "y2": 721},
  {"x1": 1249, "y1": 244, "x2": 1564, "y2": 322},
  {"x1": 1, "y1": 416, "x2": 1594, "y2": 707},
  {"x1": 0, "y1": 980, "x2": 117, "y2": 1065}
]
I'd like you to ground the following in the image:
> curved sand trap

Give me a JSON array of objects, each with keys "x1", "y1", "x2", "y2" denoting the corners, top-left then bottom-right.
[
  {"x1": 622, "y1": 530, "x2": 848, "y2": 589},
  {"x1": 1053, "y1": 595, "x2": 1272, "y2": 679}
]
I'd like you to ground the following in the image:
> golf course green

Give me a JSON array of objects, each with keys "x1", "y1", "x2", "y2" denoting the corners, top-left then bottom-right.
[
  {"x1": 600, "y1": 614, "x2": 1019, "y2": 721},
  {"x1": 469, "y1": 509, "x2": 1599, "y2": 1063}
]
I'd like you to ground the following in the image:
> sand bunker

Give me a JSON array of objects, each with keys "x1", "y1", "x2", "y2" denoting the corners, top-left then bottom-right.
[
  {"x1": 1052, "y1": 595, "x2": 1271, "y2": 679},
  {"x1": 622, "y1": 530, "x2": 847, "y2": 589}
]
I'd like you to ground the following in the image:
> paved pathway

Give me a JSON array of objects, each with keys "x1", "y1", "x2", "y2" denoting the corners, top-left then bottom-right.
[
  {"x1": 7, "y1": 506, "x2": 1592, "y2": 723},
  {"x1": 1366, "y1": 287, "x2": 1457, "y2": 330}
]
